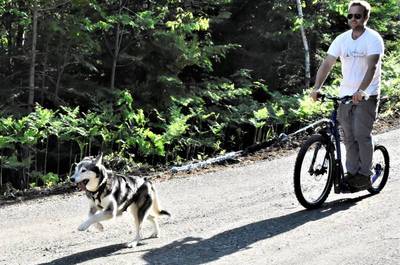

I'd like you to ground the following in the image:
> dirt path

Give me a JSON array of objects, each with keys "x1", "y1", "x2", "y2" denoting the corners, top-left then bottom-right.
[{"x1": 1, "y1": 129, "x2": 399, "y2": 265}]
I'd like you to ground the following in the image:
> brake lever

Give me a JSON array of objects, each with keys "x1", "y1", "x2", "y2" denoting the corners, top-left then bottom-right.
[{"x1": 341, "y1": 98, "x2": 353, "y2": 104}]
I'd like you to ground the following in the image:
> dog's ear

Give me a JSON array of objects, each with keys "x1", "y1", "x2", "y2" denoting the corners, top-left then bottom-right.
[
  {"x1": 94, "y1": 152, "x2": 103, "y2": 166},
  {"x1": 94, "y1": 153, "x2": 108, "y2": 180}
]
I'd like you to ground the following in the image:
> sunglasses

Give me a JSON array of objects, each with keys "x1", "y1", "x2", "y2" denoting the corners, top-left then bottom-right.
[{"x1": 347, "y1": 13, "x2": 363, "y2": 20}]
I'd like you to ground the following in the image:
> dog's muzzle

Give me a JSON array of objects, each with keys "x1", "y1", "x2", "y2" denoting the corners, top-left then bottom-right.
[{"x1": 70, "y1": 177, "x2": 89, "y2": 191}]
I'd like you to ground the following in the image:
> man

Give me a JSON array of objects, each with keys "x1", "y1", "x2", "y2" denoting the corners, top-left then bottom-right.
[{"x1": 310, "y1": 1, "x2": 384, "y2": 190}]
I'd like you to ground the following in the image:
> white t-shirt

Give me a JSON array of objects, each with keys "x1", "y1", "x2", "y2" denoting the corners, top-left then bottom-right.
[{"x1": 327, "y1": 27, "x2": 384, "y2": 97}]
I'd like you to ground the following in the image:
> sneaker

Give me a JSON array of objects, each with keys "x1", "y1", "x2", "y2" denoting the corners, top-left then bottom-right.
[
  {"x1": 341, "y1": 173, "x2": 355, "y2": 193},
  {"x1": 348, "y1": 173, "x2": 372, "y2": 190},
  {"x1": 343, "y1": 172, "x2": 355, "y2": 184}
]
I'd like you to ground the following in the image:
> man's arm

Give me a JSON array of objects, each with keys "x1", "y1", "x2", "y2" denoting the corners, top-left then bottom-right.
[
  {"x1": 353, "y1": 54, "x2": 380, "y2": 103},
  {"x1": 310, "y1": 55, "x2": 337, "y2": 101}
]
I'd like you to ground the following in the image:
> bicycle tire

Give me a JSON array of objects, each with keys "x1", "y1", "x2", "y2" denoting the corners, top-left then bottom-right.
[
  {"x1": 368, "y1": 144, "x2": 389, "y2": 194},
  {"x1": 294, "y1": 134, "x2": 334, "y2": 209}
]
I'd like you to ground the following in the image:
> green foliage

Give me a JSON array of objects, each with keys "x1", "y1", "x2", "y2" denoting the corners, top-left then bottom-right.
[
  {"x1": 163, "y1": 105, "x2": 191, "y2": 144},
  {"x1": 251, "y1": 107, "x2": 270, "y2": 128},
  {"x1": 166, "y1": 9, "x2": 210, "y2": 32},
  {"x1": 381, "y1": 43, "x2": 400, "y2": 116},
  {"x1": 1, "y1": 155, "x2": 30, "y2": 170},
  {"x1": 40, "y1": 172, "x2": 60, "y2": 188},
  {"x1": 294, "y1": 88, "x2": 336, "y2": 122},
  {"x1": 113, "y1": 90, "x2": 165, "y2": 157},
  {"x1": 367, "y1": 0, "x2": 400, "y2": 35},
  {"x1": 0, "y1": 0, "x2": 399, "y2": 190},
  {"x1": 327, "y1": 1, "x2": 348, "y2": 16}
]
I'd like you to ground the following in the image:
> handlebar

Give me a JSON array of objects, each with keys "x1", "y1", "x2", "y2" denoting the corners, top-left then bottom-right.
[{"x1": 317, "y1": 93, "x2": 353, "y2": 104}]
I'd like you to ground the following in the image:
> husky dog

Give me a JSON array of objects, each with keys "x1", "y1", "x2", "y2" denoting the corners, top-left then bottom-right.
[{"x1": 70, "y1": 153, "x2": 170, "y2": 248}]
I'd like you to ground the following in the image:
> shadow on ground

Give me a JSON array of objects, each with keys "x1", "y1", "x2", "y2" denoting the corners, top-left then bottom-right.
[
  {"x1": 143, "y1": 194, "x2": 372, "y2": 265},
  {"x1": 38, "y1": 243, "x2": 127, "y2": 265},
  {"x1": 40, "y1": 194, "x2": 371, "y2": 265}
]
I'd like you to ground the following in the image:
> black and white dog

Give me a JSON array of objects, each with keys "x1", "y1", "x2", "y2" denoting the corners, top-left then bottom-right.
[{"x1": 70, "y1": 153, "x2": 170, "y2": 247}]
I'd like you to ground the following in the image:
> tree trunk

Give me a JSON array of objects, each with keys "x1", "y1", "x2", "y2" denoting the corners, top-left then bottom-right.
[
  {"x1": 28, "y1": 6, "x2": 38, "y2": 112},
  {"x1": 4, "y1": 12, "x2": 13, "y2": 74},
  {"x1": 110, "y1": 23, "x2": 122, "y2": 90},
  {"x1": 295, "y1": 0, "x2": 311, "y2": 88},
  {"x1": 55, "y1": 44, "x2": 69, "y2": 98},
  {"x1": 44, "y1": 137, "x2": 49, "y2": 175},
  {"x1": 41, "y1": 38, "x2": 49, "y2": 105},
  {"x1": 55, "y1": 65, "x2": 65, "y2": 98}
]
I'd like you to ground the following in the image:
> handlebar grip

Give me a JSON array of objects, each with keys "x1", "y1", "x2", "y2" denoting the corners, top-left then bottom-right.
[{"x1": 316, "y1": 92, "x2": 325, "y2": 101}]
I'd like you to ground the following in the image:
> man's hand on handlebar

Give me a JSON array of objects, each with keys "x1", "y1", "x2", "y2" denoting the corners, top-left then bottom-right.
[
  {"x1": 310, "y1": 89, "x2": 320, "y2": 101},
  {"x1": 353, "y1": 89, "x2": 369, "y2": 104}
]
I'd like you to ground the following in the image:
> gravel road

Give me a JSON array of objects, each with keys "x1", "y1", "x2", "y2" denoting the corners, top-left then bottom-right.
[{"x1": 1, "y1": 129, "x2": 399, "y2": 265}]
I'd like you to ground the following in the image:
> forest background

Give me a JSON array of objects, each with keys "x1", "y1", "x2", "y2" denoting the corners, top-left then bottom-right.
[{"x1": 0, "y1": 0, "x2": 399, "y2": 190}]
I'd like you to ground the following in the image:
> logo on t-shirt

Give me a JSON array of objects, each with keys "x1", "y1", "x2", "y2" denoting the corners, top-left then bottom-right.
[{"x1": 345, "y1": 50, "x2": 367, "y2": 58}]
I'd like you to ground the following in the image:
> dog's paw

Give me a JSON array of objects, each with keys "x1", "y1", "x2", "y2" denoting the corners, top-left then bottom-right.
[
  {"x1": 94, "y1": 222, "x2": 104, "y2": 232},
  {"x1": 149, "y1": 233, "x2": 159, "y2": 238},
  {"x1": 125, "y1": 241, "x2": 138, "y2": 248},
  {"x1": 78, "y1": 222, "x2": 90, "y2": 231}
]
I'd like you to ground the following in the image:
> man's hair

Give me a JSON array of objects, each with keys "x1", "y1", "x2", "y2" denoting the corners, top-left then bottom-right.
[{"x1": 348, "y1": 1, "x2": 371, "y2": 18}]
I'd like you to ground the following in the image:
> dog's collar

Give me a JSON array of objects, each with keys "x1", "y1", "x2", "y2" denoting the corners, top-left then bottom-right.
[{"x1": 86, "y1": 181, "x2": 107, "y2": 200}]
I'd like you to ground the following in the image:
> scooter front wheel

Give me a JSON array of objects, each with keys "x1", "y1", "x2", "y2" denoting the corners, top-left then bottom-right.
[{"x1": 294, "y1": 134, "x2": 334, "y2": 209}]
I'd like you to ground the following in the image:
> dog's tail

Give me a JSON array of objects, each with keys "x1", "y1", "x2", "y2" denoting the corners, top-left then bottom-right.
[{"x1": 147, "y1": 181, "x2": 171, "y2": 217}]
